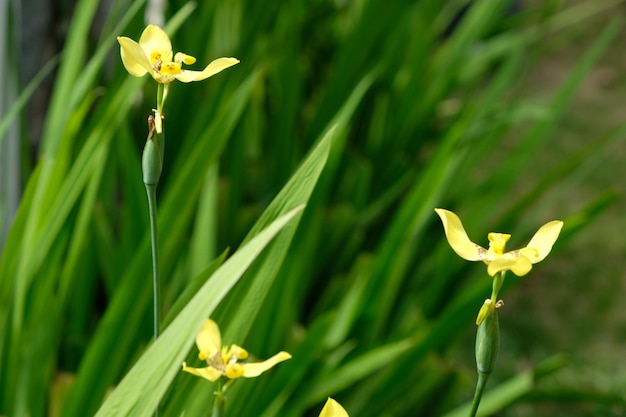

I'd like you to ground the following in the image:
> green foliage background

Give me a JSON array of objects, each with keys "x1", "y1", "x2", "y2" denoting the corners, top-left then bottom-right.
[{"x1": 1, "y1": 0, "x2": 625, "y2": 416}]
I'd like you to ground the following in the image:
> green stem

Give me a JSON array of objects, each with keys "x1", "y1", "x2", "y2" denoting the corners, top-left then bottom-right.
[
  {"x1": 490, "y1": 271, "x2": 505, "y2": 302},
  {"x1": 146, "y1": 83, "x2": 167, "y2": 417},
  {"x1": 469, "y1": 372, "x2": 489, "y2": 417},
  {"x1": 154, "y1": 83, "x2": 168, "y2": 146},
  {"x1": 145, "y1": 184, "x2": 161, "y2": 340},
  {"x1": 212, "y1": 380, "x2": 225, "y2": 417}
]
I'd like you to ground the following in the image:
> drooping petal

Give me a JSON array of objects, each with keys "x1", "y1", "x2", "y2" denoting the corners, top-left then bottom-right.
[
  {"x1": 510, "y1": 253, "x2": 533, "y2": 276},
  {"x1": 434, "y1": 209, "x2": 485, "y2": 261},
  {"x1": 241, "y1": 351, "x2": 292, "y2": 378},
  {"x1": 525, "y1": 220, "x2": 563, "y2": 263},
  {"x1": 195, "y1": 319, "x2": 221, "y2": 360},
  {"x1": 319, "y1": 398, "x2": 349, "y2": 417},
  {"x1": 138, "y1": 24, "x2": 172, "y2": 59},
  {"x1": 174, "y1": 57, "x2": 240, "y2": 83},
  {"x1": 117, "y1": 36, "x2": 152, "y2": 77},
  {"x1": 181, "y1": 362, "x2": 222, "y2": 382},
  {"x1": 487, "y1": 252, "x2": 532, "y2": 277}
]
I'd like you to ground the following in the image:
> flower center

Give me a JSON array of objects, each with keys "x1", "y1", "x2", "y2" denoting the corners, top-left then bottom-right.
[
  {"x1": 487, "y1": 232, "x2": 510, "y2": 255},
  {"x1": 149, "y1": 50, "x2": 197, "y2": 77},
  {"x1": 202, "y1": 345, "x2": 249, "y2": 379},
  {"x1": 160, "y1": 62, "x2": 182, "y2": 75}
]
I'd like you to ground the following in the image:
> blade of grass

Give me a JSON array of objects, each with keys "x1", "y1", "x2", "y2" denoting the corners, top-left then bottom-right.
[{"x1": 94, "y1": 206, "x2": 303, "y2": 417}]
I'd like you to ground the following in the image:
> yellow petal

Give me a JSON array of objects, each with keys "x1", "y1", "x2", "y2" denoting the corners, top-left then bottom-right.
[
  {"x1": 138, "y1": 25, "x2": 172, "y2": 58},
  {"x1": 160, "y1": 62, "x2": 182, "y2": 76},
  {"x1": 175, "y1": 52, "x2": 196, "y2": 65},
  {"x1": 518, "y1": 247, "x2": 539, "y2": 263},
  {"x1": 434, "y1": 209, "x2": 485, "y2": 261},
  {"x1": 225, "y1": 363, "x2": 245, "y2": 379},
  {"x1": 230, "y1": 344, "x2": 249, "y2": 360},
  {"x1": 181, "y1": 362, "x2": 222, "y2": 382},
  {"x1": 117, "y1": 36, "x2": 152, "y2": 77},
  {"x1": 319, "y1": 398, "x2": 349, "y2": 417},
  {"x1": 241, "y1": 351, "x2": 291, "y2": 378},
  {"x1": 525, "y1": 220, "x2": 563, "y2": 263},
  {"x1": 487, "y1": 252, "x2": 532, "y2": 277},
  {"x1": 510, "y1": 254, "x2": 533, "y2": 276},
  {"x1": 174, "y1": 57, "x2": 240, "y2": 83},
  {"x1": 196, "y1": 319, "x2": 221, "y2": 360}
]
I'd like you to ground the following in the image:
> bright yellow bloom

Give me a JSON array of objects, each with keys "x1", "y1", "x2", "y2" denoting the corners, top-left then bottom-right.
[
  {"x1": 117, "y1": 25, "x2": 239, "y2": 84},
  {"x1": 319, "y1": 398, "x2": 349, "y2": 417},
  {"x1": 182, "y1": 319, "x2": 291, "y2": 382},
  {"x1": 434, "y1": 208, "x2": 563, "y2": 277}
]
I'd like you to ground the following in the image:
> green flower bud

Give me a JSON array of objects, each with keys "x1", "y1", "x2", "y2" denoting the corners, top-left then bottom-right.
[
  {"x1": 475, "y1": 300, "x2": 500, "y2": 375},
  {"x1": 142, "y1": 135, "x2": 162, "y2": 186},
  {"x1": 142, "y1": 114, "x2": 163, "y2": 185}
]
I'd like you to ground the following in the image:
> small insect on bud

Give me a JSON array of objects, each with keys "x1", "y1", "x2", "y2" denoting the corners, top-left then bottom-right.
[{"x1": 148, "y1": 115, "x2": 155, "y2": 139}]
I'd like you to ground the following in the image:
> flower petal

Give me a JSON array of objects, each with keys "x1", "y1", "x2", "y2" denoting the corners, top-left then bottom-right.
[
  {"x1": 138, "y1": 24, "x2": 172, "y2": 58},
  {"x1": 117, "y1": 36, "x2": 152, "y2": 77},
  {"x1": 174, "y1": 57, "x2": 240, "y2": 83},
  {"x1": 196, "y1": 319, "x2": 221, "y2": 360},
  {"x1": 229, "y1": 344, "x2": 249, "y2": 360},
  {"x1": 181, "y1": 362, "x2": 222, "y2": 382},
  {"x1": 319, "y1": 398, "x2": 349, "y2": 417},
  {"x1": 510, "y1": 253, "x2": 533, "y2": 276},
  {"x1": 175, "y1": 52, "x2": 196, "y2": 65},
  {"x1": 434, "y1": 208, "x2": 485, "y2": 261},
  {"x1": 241, "y1": 351, "x2": 291, "y2": 378},
  {"x1": 487, "y1": 252, "x2": 532, "y2": 276},
  {"x1": 225, "y1": 363, "x2": 245, "y2": 379},
  {"x1": 525, "y1": 220, "x2": 563, "y2": 263}
]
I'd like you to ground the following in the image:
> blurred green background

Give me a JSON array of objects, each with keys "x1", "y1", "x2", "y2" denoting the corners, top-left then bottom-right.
[{"x1": 1, "y1": 0, "x2": 625, "y2": 416}]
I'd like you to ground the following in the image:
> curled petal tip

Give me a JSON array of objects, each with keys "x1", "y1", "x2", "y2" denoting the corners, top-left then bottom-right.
[{"x1": 435, "y1": 208, "x2": 485, "y2": 262}]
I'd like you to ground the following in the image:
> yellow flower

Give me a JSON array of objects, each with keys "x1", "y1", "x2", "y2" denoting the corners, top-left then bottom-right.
[
  {"x1": 434, "y1": 208, "x2": 563, "y2": 277},
  {"x1": 319, "y1": 398, "x2": 349, "y2": 417},
  {"x1": 182, "y1": 319, "x2": 291, "y2": 382},
  {"x1": 117, "y1": 25, "x2": 239, "y2": 84}
]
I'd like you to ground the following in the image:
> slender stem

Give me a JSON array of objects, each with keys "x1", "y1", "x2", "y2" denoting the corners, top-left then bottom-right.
[
  {"x1": 490, "y1": 271, "x2": 505, "y2": 302},
  {"x1": 145, "y1": 183, "x2": 161, "y2": 340},
  {"x1": 469, "y1": 372, "x2": 489, "y2": 417},
  {"x1": 154, "y1": 83, "x2": 167, "y2": 141},
  {"x1": 147, "y1": 82, "x2": 166, "y2": 340},
  {"x1": 147, "y1": 83, "x2": 167, "y2": 417},
  {"x1": 212, "y1": 380, "x2": 225, "y2": 417}
]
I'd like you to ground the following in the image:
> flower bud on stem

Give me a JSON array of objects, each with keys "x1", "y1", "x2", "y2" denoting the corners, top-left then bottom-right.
[
  {"x1": 143, "y1": 114, "x2": 164, "y2": 347},
  {"x1": 469, "y1": 282, "x2": 501, "y2": 417},
  {"x1": 142, "y1": 119, "x2": 163, "y2": 186}
]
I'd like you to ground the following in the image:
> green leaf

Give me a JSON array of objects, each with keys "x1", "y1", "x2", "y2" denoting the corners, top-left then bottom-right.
[{"x1": 94, "y1": 206, "x2": 303, "y2": 417}]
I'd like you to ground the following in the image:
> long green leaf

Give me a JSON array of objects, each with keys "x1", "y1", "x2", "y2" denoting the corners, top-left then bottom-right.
[{"x1": 94, "y1": 207, "x2": 303, "y2": 417}]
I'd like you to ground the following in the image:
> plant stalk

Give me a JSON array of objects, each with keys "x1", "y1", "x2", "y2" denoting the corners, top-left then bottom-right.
[
  {"x1": 145, "y1": 183, "x2": 161, "y2": 340},
  {"x1": 469, "y1": 372, "x2": 489, "y2": 417},
  {"x1": 212, "y1": 380, "x2": 225, "y2": 417}
]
